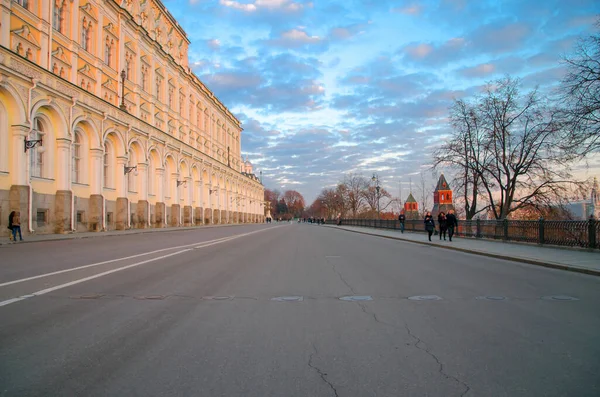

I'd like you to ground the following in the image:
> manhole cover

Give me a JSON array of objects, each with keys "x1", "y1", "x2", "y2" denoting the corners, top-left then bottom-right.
[
  {"x1": 542, "y1": 295, "x2": 579, "y2": 301},
  {"x1": 271, "y1": 296, "x2": 304, "y2": 302},
  {"x1": 408, "y1": 295, "x2": 443, "y2": 301},
  {"x1": 135, "y1": 295, "x2": 166, "y2": 300},
  {"x1": 339, "y1": 296, "x2": 373, "y2": 301},
  {"x1": 71, "y1": 294, "x2": 104, "y2": 299},
  {"x1": 476, "y1": 296, "x2": 507, "y2": 301},
  {"x1": 203, "y1": 296, "x2": 233, "y2": 301}
]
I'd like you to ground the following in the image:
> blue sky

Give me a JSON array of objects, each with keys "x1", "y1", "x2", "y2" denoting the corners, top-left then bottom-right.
[{"x1": 164, "y1": 0, "x2": 600, "y2": 204}]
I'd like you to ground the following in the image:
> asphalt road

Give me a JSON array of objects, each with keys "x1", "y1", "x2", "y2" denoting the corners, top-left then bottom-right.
[{"x1": 0, "y1": 223, "x2": 599, "y2": 397}]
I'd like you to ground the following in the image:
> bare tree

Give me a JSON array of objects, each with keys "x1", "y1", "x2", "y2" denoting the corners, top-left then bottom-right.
[
  {"x1": 341, "y1": 174, "x2": 370, "y2": 217},
  {"x1": 559, "y1": 21, "x2": 600, "y2": 156},
  {"x1": 433, "y1": 99, "x2": 488, "y2": 219},
  {"x1": 475, "y1": 76, "x2": 575, "y2": 219}
]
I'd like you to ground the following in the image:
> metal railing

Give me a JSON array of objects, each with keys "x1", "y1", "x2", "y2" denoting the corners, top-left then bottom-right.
[{"x1": 329, "y1": 218, "x2": 600, "y2": 250}]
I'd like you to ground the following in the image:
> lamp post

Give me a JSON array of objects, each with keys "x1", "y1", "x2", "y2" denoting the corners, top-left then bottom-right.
[
  {"x1": 120, "y1": 69, "x2": 127, "y2": 111},
  {"x1": 372, "y1": 173, "x2": 380, "y2": 219}
]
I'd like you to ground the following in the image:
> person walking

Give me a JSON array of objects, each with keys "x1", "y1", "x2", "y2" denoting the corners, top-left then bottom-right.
[
  {"x1": 8, "y1": 211, "x2": 23, "y2": 242},
  {"x1": 424, "y1": 211, "x2": 435, "y2": 241},
  {"x1": 398, "y1": 210, "x2": 406, "y2": 233},
  {"x1": 438, "y1": 211, "x2": 448, "y2": 240},
  {"x1": 446, "y1": 209, "x2": 458, "y2": 241}
]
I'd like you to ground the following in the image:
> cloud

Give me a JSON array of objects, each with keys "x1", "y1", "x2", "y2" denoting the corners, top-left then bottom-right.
[
  {"x1": 219, "y1": 0, "x2": 308, "y2": 13},
  {"x1": 469, "y1": 21, "x2": 532, "y2": 54},
  {"x1": 207, "y1": 39, "x2": 221, "y2": 50},
  {"x1": 400, "y1": 38, "x2": 467, "y2": 66},
  {"x1": 392, "y1": 4, "x2": 423, "y2": 15},
  {"x1": 458, "y1": 63, "x2": 496, "y2": 78}
]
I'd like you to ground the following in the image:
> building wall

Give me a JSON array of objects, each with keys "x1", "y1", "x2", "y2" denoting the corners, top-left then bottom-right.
[{"x1": 0, "y1": 0, "x2": 264, "y2": 236}]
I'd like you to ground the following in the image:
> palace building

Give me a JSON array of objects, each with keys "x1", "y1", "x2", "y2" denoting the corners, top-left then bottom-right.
[{"x1": 0, "y1": 0, "x2": 264, "y2": 235}]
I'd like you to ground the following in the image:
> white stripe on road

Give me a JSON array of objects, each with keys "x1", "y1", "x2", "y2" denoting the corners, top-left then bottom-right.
[
  {"x1": 0, "y1": 226, "x2": 281, "y2": 308},
  {"x1": 0, "y1": 236, "x2": 233, "y2": 288}
]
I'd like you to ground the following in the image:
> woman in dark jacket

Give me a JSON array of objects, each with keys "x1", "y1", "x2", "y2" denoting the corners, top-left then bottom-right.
[
  {"x1": 424, "y1": 211, "x2": 435, "y2": 241},
  {"x1": 438, "y1": 211, "x2": 447, "y2": 240}
]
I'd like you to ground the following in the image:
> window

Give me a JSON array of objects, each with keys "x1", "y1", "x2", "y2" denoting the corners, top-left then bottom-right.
[
  {"x1": 127, "y1": 150, "x2": 136, "y2": 192},
  {"x1": 103, "y1": 142, "x2": 112, "y2": 188},
  {"x1": 168, "y1": 85, "x2": 174, "y2": 108},
  {"x1": 53, "y1": 0, "x2": 65, "y2": 33},
  {"x1": 141, "y1": 64, "x2": 148, "y2": 91},
  {"x1": 30, "y1": 118, "x2": 44, "y2": 178},
  {"x1": 15, "y1": 0, "x2": 29, "y2": 9},
  {"x1": 155, "y1": 75, "x2": 162, "y2": 100},
  {"x1": 36, "y1": 210, "x2": 47, "y2": 227},
  {"x1": 72, "y1": 132, "x2": 81, "y2": 183},
  {"x1": 81, "y1": 19, "x2": 91, "y2": 52},
  {"x1": 104, "y1": 37, "x2": 113, "y2": 67},
  {"x1": 77, "y1": 211, "x2": 84, "y2": 223}
]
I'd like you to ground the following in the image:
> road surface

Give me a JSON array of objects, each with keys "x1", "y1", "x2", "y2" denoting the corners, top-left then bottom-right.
[{"x1": 1, "y1": 223, "x2": 599, "y2": 396}]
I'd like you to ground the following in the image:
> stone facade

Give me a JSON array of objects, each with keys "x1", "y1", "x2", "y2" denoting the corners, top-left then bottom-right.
[{"x1": 0, "y1": 1, "x2": 264, "y2": 237}]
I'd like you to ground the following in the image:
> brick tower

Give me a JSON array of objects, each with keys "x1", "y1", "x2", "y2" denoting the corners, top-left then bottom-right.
[
  {"x1": 432, "y1": 173, "x2": 454, "y2": 218},
  {"x1": 404, "y1": 193, "x2": 419, "y2": 220}
]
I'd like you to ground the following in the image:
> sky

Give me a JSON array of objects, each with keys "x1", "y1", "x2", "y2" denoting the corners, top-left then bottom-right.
[{"x1": 164, "y1": 0, "x2": 600, "y2": 205}]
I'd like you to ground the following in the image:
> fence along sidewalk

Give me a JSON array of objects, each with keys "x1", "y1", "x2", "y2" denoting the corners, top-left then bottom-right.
[{"x1": 336, "y1": 218, "x2": 600, "y2": 250}]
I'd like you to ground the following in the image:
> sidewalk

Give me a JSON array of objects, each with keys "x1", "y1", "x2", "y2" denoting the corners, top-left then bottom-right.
[{"x1": 327, "y1": 225, "x2": 600, "y2": 276}]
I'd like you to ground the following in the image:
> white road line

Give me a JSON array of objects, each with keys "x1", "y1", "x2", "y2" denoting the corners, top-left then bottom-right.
[
  {"x1": 0, "y1": 226, "x2": 279, "y2": 292},
  {"x1": 0, "y1": 227, "x2": 279, "y2": 307},
  {"x1": 0, "y1": 236, "x2": 232, "y2": 288}
]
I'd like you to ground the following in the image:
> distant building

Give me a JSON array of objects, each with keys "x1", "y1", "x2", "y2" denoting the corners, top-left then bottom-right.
[
  {"x1": 404, "y1": 193, "x2": 419, "y2": 220},
  {"x1": 432, "y1": 174, "x2": 455, "y2": 218},
  {"x1": 564, "y1": 177, "x2": 599, "y2": 219}
]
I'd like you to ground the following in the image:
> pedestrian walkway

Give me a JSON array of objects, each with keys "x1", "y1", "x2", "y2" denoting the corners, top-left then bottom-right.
[{"x1": 327, "y1": 225, "x2": 600, "y2": 276}]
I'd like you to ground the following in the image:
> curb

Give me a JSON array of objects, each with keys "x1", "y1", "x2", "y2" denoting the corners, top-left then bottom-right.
[{"x1": 328, "y1": 226, "x2": 600, "y2": 277}]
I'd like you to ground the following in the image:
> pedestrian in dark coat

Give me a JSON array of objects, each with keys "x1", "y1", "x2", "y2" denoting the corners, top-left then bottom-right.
[
  {"x1": 446, "y1": 210, "x2": 458, "y2": 241},
  {"x1": 424, "y1": 211, "x2": 435, "y2": 241},
  {"x1": 398, "y1": 211, "x2": 406, "y2": 233},
  {"x1": 438, "y1": 211, "x2": 447, "y2": 240}
]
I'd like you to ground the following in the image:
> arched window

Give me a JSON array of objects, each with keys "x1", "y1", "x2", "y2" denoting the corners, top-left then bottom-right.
[
  {"x1": 103, "y1": 142, "x2": 113, "y2": 188},
  {"x1": 30, "y1": 118, "x2": 44, "y2": 178},
  {"x1": 72, "y1": 132, "x2": 81, "y2": 183},
  {"x1": 127, "y1": 149, "x2": 136, "y2": 192},
  {"x1": 148, "y1": 156, "x2": 155, "y2": 196}
]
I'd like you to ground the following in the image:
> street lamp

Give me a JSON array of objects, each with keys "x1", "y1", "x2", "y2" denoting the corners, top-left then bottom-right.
[
  {"x1": 24, "y1": 136, "x2": 43, "y2": 152},
  {"x1": 372, "y1": 173, "x2": 380, "y2": 219},
  {"x1": 124, "y1": 165, "x2": 138, "y2": 175},
  {"x1": 120, "y1": 69, "x2": 127, "y2": 111}
]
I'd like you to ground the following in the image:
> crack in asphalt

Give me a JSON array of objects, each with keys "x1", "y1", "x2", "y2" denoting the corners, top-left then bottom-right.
[
  {"x1": 403, "y1": 323, "x2": 472, "y2": 396},
  {"x1": 324, "y1": 256, "x2": 470, "y2": 396},
  {"x1": 356, "y1": 301, "x2": 472, "y2": 397},
  {"x1": 327, "y1": 259, "x2": 357, "y2": 295},
  {"x1": 308, "y1": 344, "x2": 339, "y2": 397}
]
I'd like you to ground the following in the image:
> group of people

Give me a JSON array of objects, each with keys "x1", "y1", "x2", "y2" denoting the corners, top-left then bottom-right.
[
  {"x1": 397, "y1": 209, "x2": 458, "y2": 242},
  {"x1": 424, "y1": 210, "x2": 458, "y2": 242},
  {"x1": 7, "y1": 211, "x2": 23, "y2": 242}
]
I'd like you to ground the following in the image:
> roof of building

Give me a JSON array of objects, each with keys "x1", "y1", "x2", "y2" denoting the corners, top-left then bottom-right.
[
  {"x1": 435, "y1": 173, "x2": 451, "y2": 191},
  {"x1": 405, "y1": 193, "x2": 417, "y2": 203}
]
